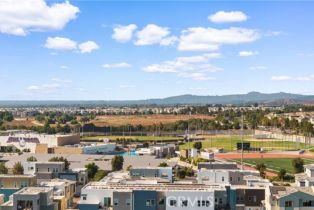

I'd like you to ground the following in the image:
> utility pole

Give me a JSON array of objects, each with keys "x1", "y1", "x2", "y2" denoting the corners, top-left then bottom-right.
[{"x1": 241, "y1": 114, "x2": 244, "y2": 170}]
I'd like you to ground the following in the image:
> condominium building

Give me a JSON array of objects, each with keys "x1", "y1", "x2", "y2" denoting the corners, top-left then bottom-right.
[
  {"x1": 130, "y1": 167, "x2": 173, "y2": 183},
  {"x1": 264, "y1": 186, "x2": 314, "y2": 210},
  {"x1": 23, "y1": 161, "x2": 65, "y2": 180},
  {"x1": 0, "y1": 187, "x2": 56, "y2": 210},
  {"x1": 295, "y1": 164, "x2": 314, "y2": 187}
]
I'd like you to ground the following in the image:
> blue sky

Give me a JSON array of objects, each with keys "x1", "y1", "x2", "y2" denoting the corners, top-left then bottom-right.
[{"x1": 0, "y1": 0, "x2": 314, "y2": 100}]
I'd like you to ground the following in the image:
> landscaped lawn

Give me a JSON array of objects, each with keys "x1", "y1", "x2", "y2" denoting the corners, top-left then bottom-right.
[{"x1": 232, "y1": 158, "x2": 314, "y2": 173}]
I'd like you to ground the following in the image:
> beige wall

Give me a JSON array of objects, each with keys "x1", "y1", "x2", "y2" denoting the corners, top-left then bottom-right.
[
  {"x1": 35, "y1": 144, "x2": 48, "y2": 154},
  {"x1": 53, "y1": 146, "x2": 82, "y2": 154},
  {"x1": 0, "y1": 176, "x2": 37, "y2": 189},
  {"x1": 57, "y1": 134, "x2": 80, "y2": 146}
]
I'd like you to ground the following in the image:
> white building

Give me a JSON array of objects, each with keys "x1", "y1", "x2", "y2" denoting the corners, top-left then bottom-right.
[{"x1": 0, "y1": 133, "x2": 80, "y2": 152}]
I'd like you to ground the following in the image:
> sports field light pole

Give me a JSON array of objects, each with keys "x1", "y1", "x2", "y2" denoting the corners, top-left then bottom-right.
[{"x1": 241, "y1": 114, "x2": 244, "y2": 170}]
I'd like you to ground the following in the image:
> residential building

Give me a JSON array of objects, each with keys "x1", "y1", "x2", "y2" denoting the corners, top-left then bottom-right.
[
  {"x1": 264, "y1": 186, "x2": 314, "y2": 210},
  {"x1": 197, "y1": 169, "x2": 260, "y2": 185},
  {"x1": 39, "y1": 179, "x2": 76, "y2": 210},
  {"x1": 130, "y1": 167, "x2": 173, "y2": 183},
  {"x1": 0, "y1": 175, "x2": 37, "y2": 202},
  {"x1": 23, "y1": 161, "x2": 65, "y2": 180},
  {"x1": 197, "y1": 162, "x2": 238, "y2": 170},
  {"x1": 0, "y1": 187, "x2": 56, "y2": 210},
  {"x1": 295, "y1": 164, "x2": 314, "y2": 187}
]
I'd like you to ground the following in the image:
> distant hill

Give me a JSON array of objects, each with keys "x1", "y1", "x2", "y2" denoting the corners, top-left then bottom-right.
[{"x1": 1, "y1": 92, "x2": 314, "y2": 107}]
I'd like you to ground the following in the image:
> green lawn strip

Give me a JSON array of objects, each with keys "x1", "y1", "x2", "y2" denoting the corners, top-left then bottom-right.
[{"x1": 231, "y1": 158, "x2": 314, "y2": 174}]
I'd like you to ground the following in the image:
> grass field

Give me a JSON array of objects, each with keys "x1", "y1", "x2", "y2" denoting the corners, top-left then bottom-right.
[
  {"x1": 81, "y1": 135, "x2": 184, "y2": 141},
  {"x1": 179, "y1": 135, "x2": 306, "y2": 151},
  {"x1": 232, "y1": 158, "x2": 314, "y2": 173},
  {"x1": 90, "y1": 114, "x2": 214, "y2": 126}
]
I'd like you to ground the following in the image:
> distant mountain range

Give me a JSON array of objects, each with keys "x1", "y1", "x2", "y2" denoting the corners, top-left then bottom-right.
[{"x1": 1, "y1": 92, "x2": 314, "y2": 107}]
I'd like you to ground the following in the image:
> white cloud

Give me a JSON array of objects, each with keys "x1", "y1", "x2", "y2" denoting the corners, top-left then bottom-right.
[
  {"x1": 238, "y1": 51, "x2": 259, "y2": 57},
  {"x1": 265, "y1": 31, "x2": 282, "y2": 37},
  {"x1": 209, "y1": 11, "x2": 248, "y2": 23},
  {"x1": 102, "y1": 62, "x2": 132, "y2": 69},
  {"x1": 0, "y1": 0, "x2": 79, "y2": 36},
  {"x1": 271, "y1": 76, "x2": 292, "y2": 81},
  {"x1": 135, "y1": 24, "x2": 177, "y2": 46},
  {"x1": 112, "y1": 24, "x2": 137, "y2": 43},
  {"x1": 60, "y1": 65, "x2": 68, "y2": 69},
  {"x1": 296, "y1": 75, "x2": 314, "y2": 81},
  {"x1": 27, "y1": 83, "x2": 60, "y2": 92},
  {"x1": 45, "y1": 37, "x2": 99, "y2": 53},
  {"x1": 178, "y1": 27, "x2": 259, "y2": 51},
  {"x1": 142, "y1": 53, "x2": 221, "y2": 81},
  {"x1": 45, "y1": 37, "x2": 77, "y2": 50},
  {"x1": 271, "y1": 75, "x2": 314, "y2": 81},
  {"x1": 249, "y1": 65, "x2": 267, "y2": 71},
  {"x1": 78, "y1": 41, "x2": 99, "y2": 53}
]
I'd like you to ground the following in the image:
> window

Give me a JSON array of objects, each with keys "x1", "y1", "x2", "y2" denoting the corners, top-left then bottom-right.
[
  {"x1": 47, "y1": 168, "x2": 50, "y2": 172},
  {"x1": 170, "y1": 200, "x2": 177, "y2": 207},
  {"x1": 230, "y1": 177, "x2": 233, "y2": 181},
  {"x1": 248, "y1": 196, "x2": 257, "y2": 202},
  {"x1": 206, "y1": 200, "x2": 210, "y2": 207},
  {"x1": 202, "y1": 200, "x2": 206, "y2": 206},
  {"x1": 114, "y1": 199, "x2": 119, "y2": 206},
  {"x1": 126, "y1": 199, "x2": 131, "y2": 206},
  {"x1": 197, "y1": 200, "x2": 201, "y2": 207},
  {"x1": 181, "y1": 200, "x2": 188, "y2": 207},
  {"x1": 159, "y1": 198, "x2": 165, "y2": 205},
  {"x1": 82, "y1": 196, "x2": 86, "y2": 200},
  {"x1": 146, "y1": 199, "x2": 155, "y2": 206},
  {"x1": 219, "y1": 198, "x2": 223, "y2": 204},
  {"x1": 303, "y1": 200, "x2": 313, "y2": 206},
  {"x1": 222, "y1": 176, "x2": 224, "y2": 182},
  {"x1": 238, "y1": 177, "x2": 241, "y2": 181},
  {"x1": 285, "y1": 201, "x2": 293, "y2": 207}
]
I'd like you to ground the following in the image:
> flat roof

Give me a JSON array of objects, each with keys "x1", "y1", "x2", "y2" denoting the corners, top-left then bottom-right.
[
  {"x1": 15, "y1": 187, "x2": 52, "y2": 195},
  {"x1": 82, "y1": 182, "x2": 225, "y2": 192},
  {"x1": 1, "y1": 153, "x2": 174, "y2": 170}
]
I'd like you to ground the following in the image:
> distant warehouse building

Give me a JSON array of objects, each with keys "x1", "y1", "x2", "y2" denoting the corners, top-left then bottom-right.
[{"x1": 0, "y1": 133, "x2": 80, "y2": 153}]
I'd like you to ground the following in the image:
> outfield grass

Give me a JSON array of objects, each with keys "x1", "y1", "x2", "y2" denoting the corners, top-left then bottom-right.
[
  {"x1": 179, "y1": 135, "x2": 306, "y2": 152},
  {"x1": 232, "y1": 158, "x2": 314, "y2": 173},
  {"x1": 81, "y1": 135, "x2": 183, "y2": 141}
]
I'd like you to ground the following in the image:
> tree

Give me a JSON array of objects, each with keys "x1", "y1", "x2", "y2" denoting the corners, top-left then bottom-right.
[
  {"x1": 292, "y1": 158, "x2": 304, "y2": 174},
  {"x1": 278, "y1": 168, "x2": 287, "y2": 181},
  {"x1": 93, "y1": 170, "x2": 108, "y2": 181},
  {"x1": 193, "y1": 142, "x2": 202, "y2": 150},
  {"x1": 12, "y1": 162, "x2": 24, "y2": 175},
  {"x1": 256, "y1": 163, "x2": 266, "y2": 178},
  {"x1": 176, "y1": 169, "x2": 186, "y2": 179},
  {"x1": 158, "y1": 162, "x2": 169, "y2": 167},
  {"x1": 85, "y1": 163, "x2": 99, "y2": 179},
  {"x1": 49, "y1": 157, "x2": 70, "y2": 170},
  {"x1": 111, "y1": 155, "x2": 124, "y2": 171},
  {"x1": 0, "y1": 163, "x2": 8, "y2": 174},
  {"x1": 27, "y1": 156, "x2": 37, "y2": 162},
  {"x1": 126, "y1": 165, "x2": 132, "y2": 171}
]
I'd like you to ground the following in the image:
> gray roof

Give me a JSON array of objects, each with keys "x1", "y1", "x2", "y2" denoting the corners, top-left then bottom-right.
[{"x1": 1, "y1": 153, "x2": 175, "y2": 171}]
